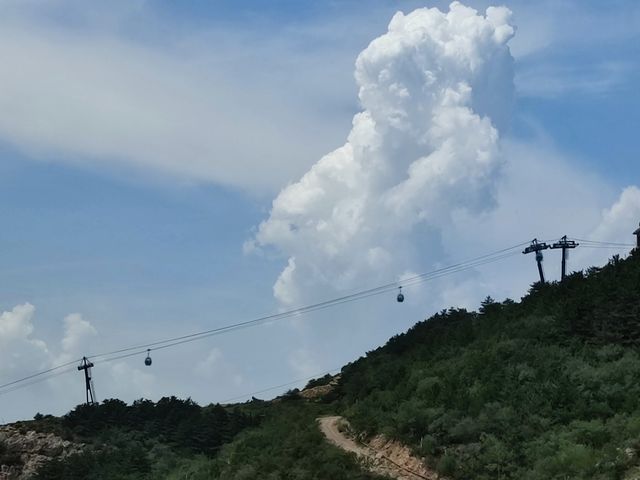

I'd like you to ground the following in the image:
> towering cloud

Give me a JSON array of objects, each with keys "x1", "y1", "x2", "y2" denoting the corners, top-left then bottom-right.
[{"x1": 251, "y1": 2, "x2": 516, "y2": 305}]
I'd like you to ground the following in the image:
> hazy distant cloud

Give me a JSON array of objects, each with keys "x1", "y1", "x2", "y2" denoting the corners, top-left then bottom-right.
[
  {"x1": 60, "y1": 313, "x2": 97, "y2": 355},
  {"x1": 106, "y1": 362, "x2": 156, "y2": 400},
  {"x1": 445, "y1": 139, "x2": 614, "y2": 244},
  {"x1": 506, "y1": 0, "x2": 640, "y2": 97},
  {"x1": 439, "y1": 138, "x2": 617, "y2": 303},
  {"x1": 195, "y1": 348, "x2": 244, "y2": 388},
  {"x1": 288, "y1": 348, "x2": 320, "y2": 379},
  {"x1": 0, "y1": 2, "x2": 357, "y2": 192},
  {"x1": 516, "y1": 61, "x2": 634, "y2": 98},
  {"x1": 195, "y1": 348, "x2": 223, "y2": 378},
  {"x1": 507, "y1": 0, "x2": 640, "y2": 59}
]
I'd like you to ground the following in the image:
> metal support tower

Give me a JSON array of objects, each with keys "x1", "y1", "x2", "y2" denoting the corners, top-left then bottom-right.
[
  {"x1": 523, "y1": 239, "x2": 550, "y2": 284},
  {"x1": 77, "y1": 357, "x2": 96, "y2": 406},
  {"x1": 550, "y1": 236, "x2": 579, "y2": 281}
]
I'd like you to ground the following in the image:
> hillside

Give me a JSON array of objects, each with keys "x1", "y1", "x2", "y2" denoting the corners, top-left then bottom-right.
[
  {"x1": 2, "y1": 251, "x2": 639, "y2": 479},
  {"x1": 337, "y1": 252, "x2": 640, "y2": 479}
]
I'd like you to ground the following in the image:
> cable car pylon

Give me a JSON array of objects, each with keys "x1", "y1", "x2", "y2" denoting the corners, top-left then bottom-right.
[
  {"x1": 523, "y1": 239, "x2": 549, "y2": 284},
  {"x1": 77, "y1": 357, "x2": 97, "y2": 406},
  {"x1": 550, "y1": 235, "x2": 579, "y2": 280}
]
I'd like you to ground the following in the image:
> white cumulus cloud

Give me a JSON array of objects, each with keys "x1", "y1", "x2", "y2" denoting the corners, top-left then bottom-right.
[
  {"x1": 251, "y1": 2, "x2": 516, "y2": 305},
  {"x1": 0, "y1": 304, "x2": 156, "y2": 419},
  {"x1": 60, "y1": 313, "x2": 98, "y2": 356},
  {"x1": 568, "y1": 186, "x2": 640, "y2": 268},
  {"x1": 590, "y1": 186, "x2": 640, "y2": 244},
  {"x1": 0, "y1": 304, "x2": 49, "y2": 378}
]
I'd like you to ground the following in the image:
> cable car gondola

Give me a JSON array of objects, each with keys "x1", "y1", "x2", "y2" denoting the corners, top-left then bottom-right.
[
  {"x1": 397, "y1": 286, "x2": 404, "y2": 303},
  {"x1": 145, "y1": 349, "x2": 152, "y2": 366}
]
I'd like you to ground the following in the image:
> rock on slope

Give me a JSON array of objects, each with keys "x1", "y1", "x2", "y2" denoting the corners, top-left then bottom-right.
[{"x1": 0, "y1": 426, "x2": 83, "y2": 480}]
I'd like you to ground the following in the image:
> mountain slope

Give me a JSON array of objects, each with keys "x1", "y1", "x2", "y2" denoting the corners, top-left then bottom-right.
[
  {"x1": 336, "y1": 252, "x2": 640, "y2": 479},
  {"x1": 4, "y1": 252, "x2": 639, "y2": 479}
]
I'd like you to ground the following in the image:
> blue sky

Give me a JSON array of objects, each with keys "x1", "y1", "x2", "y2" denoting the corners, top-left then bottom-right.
[{"x1": 0, "y1": 0, "x2": 639, "y2": 422}]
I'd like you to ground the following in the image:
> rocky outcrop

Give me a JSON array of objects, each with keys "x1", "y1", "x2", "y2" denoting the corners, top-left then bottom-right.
[
  {"x1": 0, "y1": 426, "x2": 83, "y2": 479},
  {"x1": 299, "y1": 374, "x2": 341, "y2": 400}
]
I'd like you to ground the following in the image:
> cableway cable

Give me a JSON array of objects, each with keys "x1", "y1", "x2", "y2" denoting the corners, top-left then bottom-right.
[
  {"x1": 88, "y1": 249, "x2": 525, "y2": 366},
  {"x1": 0, "y1": 359, "x2": 82, "y2": 391},
  {"x1": 0, "y1": 242, "x2": 528, "y2": 393},
  {"x1": 569, "y1": 238, "x2": 635, "y2": 247},
  {"x1": 2, "y1": 236, "x2": 633, "y2": 396}
]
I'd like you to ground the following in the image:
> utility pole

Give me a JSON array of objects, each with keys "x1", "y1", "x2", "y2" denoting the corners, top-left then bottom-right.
[
  {"x1": 634, "y1": 222, "x2": 640, "y2": 250},
  {"x1": 77, "y1": 357, "x2": 96, "y2": 406},
  {"x1": 523, "y1": 239, "x2": 549, "y2": 284},
  {"x1": 550, "y1": 236, "x2": 579, "y2": 281}
]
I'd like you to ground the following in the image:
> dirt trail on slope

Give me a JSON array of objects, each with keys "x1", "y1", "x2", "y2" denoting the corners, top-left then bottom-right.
[{"x1": 318, "y1": 416, "x2": 442, "y2": 480}]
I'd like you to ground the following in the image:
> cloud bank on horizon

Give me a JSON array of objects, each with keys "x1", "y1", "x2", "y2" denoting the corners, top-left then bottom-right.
[{"x1": 250, "y1": 1, "x2": 640, "y2": 306}]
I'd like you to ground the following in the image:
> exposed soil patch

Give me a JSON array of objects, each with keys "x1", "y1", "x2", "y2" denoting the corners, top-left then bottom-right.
[{"x1": 318, "y1": 415, "x2": 443, "y2": 480}]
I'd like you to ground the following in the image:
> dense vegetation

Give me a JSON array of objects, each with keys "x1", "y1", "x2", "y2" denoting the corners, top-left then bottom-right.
[
  {"x1": 167, "y1": 399, "x2": 384, "y2": 480},
  {"x1": 338, "y1": 252, "x2": 640, "y2": 479},
  {"x1": 30, "y1": 397, "x2": 258, "y2": 479},
  {"x1": 28, "y1": 396, "x2": 379, "y2": 480},
  {"x1": 14, "y1": 251, "x2": 640, "y2": 479}
]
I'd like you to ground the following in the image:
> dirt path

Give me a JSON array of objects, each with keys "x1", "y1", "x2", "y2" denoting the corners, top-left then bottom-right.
[
  {"x1": 319, "y1": 416, "x2": 370, "y2": 457},
  {"x1": 318, "y1": 416, "x2": 442, "y2": 480}
]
